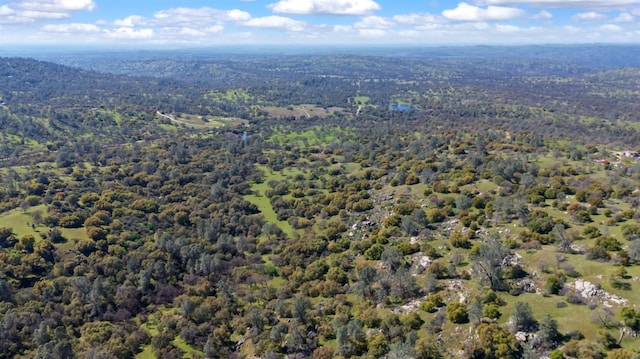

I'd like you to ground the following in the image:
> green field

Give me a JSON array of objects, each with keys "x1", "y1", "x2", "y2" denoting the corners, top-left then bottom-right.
[{"x1": 157, "y1": 112, "x2": 246, "y2": 129}]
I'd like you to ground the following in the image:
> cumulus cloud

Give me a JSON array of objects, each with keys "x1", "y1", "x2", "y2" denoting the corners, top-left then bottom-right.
[
  {"x1": 354, "y1": 15, "x2": 392, "y2": 29},
  {"x1": 597, "y1": 24, "x2": 623, "y2": 31},
  {"x1": 42, "y1": 22, "x2": 99, "y2": 32},
  {"x1": 204, "y1": 25, "x2": 225, "y2": 33},
  {"x1": 0, "y1": 5, "x2": 16, "y2": 16},
  {"x1": 476, "y1": 0, "x2": 640, "y2": 8},
  {"x1": 496, "y1": 24, "x2": 520, "y2": 32},
  {"x1": 104, "y1": 27, "x2": 154, "y2": 39},
  {"x1": 443, "y1": 2, "x2": 524, "y2": 21},
  {"x1": 21, "y1": 10, "x2": 68, "y2": 18},
  {"x1": 16, "y1": 0, "x2": 95, "y2": 12},
  {"x1": 269, "y1": 0, "x2": 381, "y2": 15},
  {"x1": 571, "y1": 11, "x2": 606, "y2": 21},
  {"x1": 153, "y1": 7, "x2": 251, "y2": 27},
  {"x1": 613, "y1": 12, "x2": 634, "y2": 22},
  {"x1": 113, "y1": 15, "x2": 147, "y2": 27},
  {"x1": 332, "y1": 24, "x2": 352, "y2": 32},
  {"x1": 177, "y1": 27, "x2": 206, "y2": 37},
  {"x1": 358, "y1": 28, "x2": 386, "y2": 37},
  {"x1": 242, "y1": 16, "x2": 306, "y2": 31},
  {"x1": 392, "y1": 13, "x2": 441, "y2": 25},
  {"x1": 532, "y1": 10, "x2": 552, "y2": 19},
  {"x1": 0, "y1": 0, "x2": 94, "y2": 23}
]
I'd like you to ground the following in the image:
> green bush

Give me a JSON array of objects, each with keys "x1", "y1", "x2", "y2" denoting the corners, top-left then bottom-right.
[{"x1": 446, "y1": 302, "x2": 469, "y2": 324}]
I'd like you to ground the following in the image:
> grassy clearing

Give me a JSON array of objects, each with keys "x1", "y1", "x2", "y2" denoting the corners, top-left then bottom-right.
[
  {"x1": 500, "y1": 293, "x2": 602, "y2": 339},
  {"x1": 244, "y1": 165, "x2": 298, "y2": 238},
  {"x1": 205, "y1": 89, "x2": 252, "y2": 102},
  {"x1": 517, "y1": 240, "x2": 640, "y2": 348},
  {"x1": 158, "y1": 113, "x2": 246, "y2": 129},
  {"x1": 267, "y1": 125, "x2": 350, "y2": 147},
  {"x1": 263, "y1": 105, "x2": 347, "y2": 119},
  {"x1": 0, "y1": 205, "x2": 89, "y2": 245},
  {"x1": 0, "y1": 206, "x2": 44, "y2": 238},
  {"x1": 59, "y1": 227, "x2": 89, "y2": 241},
  {"x1": 136, "y1": 312, "x2": 204, "y2": 359},
  {"x1": 135, "y1": 346, "x2": 155, "y2": 359},
  {"x1": 476, "y1": 180, "x2": 499, "y2": 193},
  {"x1": 244, "y1": 193, "x2": 294, "y2": 238},
  {"x1": 354, "y1": 96, "x2": 370, "y2": 105}
]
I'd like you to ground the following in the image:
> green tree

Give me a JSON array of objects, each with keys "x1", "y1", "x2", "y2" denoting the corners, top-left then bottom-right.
[
  {"x1": 509, "y1": 302, "x2": 538, "y2": 332},
  {"x1": 467, "y1": 323, "x2": 521, "y2": 359},
  {"x1": 367, "y1": 333, "x2": 389, "y2": 358},
  {"x1": 447, "y1": 302, "x2": 469, "y2": 324},
  {"x1": 536, "y1": 314, "x2": 561, "y2": 350}
]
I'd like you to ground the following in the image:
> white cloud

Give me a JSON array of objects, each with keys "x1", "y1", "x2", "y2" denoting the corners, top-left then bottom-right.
[
  {"x1": 563, "y1": 25, "x2": 580, "y2": 33},
  {"x1": 597, "y1": 24, "x2": 623, "y2": 31},
  {"x1": 153, "y1": 7, "x2": 251, "y2": 27},
  {"x1": 0, "y1": 5, "x2": 16, "y2": 16},
  {"x1": 243, "y1": 16, "x2": 306, "y2": 31},
  {"x1": 177, "y1": 27, "x2": 206, "y2": 37},
  {"x1": 19, "y1": 10, "x2": 68, "y2": 18},
  {"x1": 613, "y1": 12, "x2": 634, "y2": 21},
  {"x1": 269, "y1": 0, "x2": 381, "y2": 15},
  {"x1": 443, "y1": 2, "x2": 524, "y2": 21},
  {"x1": 358, "y1": 28, "x2": 386, "y2": 37},
  {"x1": 104, "y1": 27, "x2": 154, "y2": 39},
  {"x1": 227, "y1": 9, "x2": 252, "y2": 21},
  {"x1": 476, "y1": 0, "x2": 640, "y2": 8},
  {"x1": 113, "y1": 15, "x2": 146, "y2": 27},
  {"x1": 392, "y1": 13, "x2": 441, "y2": 25},
  {"x1": 42, "y1": 22, "x2": 99, "y2": 32},
  {"x1": 496, "y1": 24, "x2": 520, "y2": 32},
  {"x1": 16, "y1": 0, "x2": 95, "y2": 12},
  {"x1": 332, "y1": 24, "x2": 352, "y2": 32},
  {"x1": 532, "y1": 10, "x2": 552, "y2": 19},
  {"x1": 0, "y1": 15, "x2": 34, "y2": 24},
  {"x1": 354, "y1": 15, "x2": 392, "y2": 29},
  {"x1": 0, "y1": 0, "x2": 94, "y2": 24},
  {"x1": 204, "y1": 25, "x2": 224, "y2": 33},
  {"x1": 572, "y1": 11, "x2": 606, "y2": 21}
]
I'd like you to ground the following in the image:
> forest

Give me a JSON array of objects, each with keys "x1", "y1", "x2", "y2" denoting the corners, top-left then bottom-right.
[{"x1": 1, "y1": 45, "x2": 640, "y2": 358}]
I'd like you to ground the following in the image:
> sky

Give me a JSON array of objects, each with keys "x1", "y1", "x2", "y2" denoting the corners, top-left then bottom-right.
[{"x1": 1, "y1": 0, "x2": 640, "y2": 47}]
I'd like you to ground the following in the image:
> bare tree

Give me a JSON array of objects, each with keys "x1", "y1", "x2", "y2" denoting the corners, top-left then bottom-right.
[{"x1": 471, "y1": 234, "x2": 512, "y2": 291}]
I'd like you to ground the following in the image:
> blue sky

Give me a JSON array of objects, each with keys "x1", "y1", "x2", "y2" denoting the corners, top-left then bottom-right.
[{"x1": 0, "y1": 0, "x2": 639, "y2": 47}]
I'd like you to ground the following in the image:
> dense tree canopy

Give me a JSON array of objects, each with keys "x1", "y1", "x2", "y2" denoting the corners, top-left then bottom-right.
[{"x1": 1, "y1": 46, "x2": 640, "y2": 358}]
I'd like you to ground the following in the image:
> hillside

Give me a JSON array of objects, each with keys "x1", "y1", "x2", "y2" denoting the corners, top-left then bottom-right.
[{"x1": 1, "y1": 47, "x2": 640, "y2": 359}]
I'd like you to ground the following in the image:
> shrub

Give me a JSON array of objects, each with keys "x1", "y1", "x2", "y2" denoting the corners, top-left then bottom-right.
[
  {"x1": 585, "y1": 245, "x2": 610, "y2": 261},
  {"x1": 59, "y1": 214, "x2": 83, "y2": 228},
  {"x1": 483, "y1": 304, "x2": 501, "y2": 319},
  {"x1": 546, "y1": 275, "x2": 564, "y2": 295},
  {"x1": 449, "y1": 231, "x2": 472, "y2": 249},
  {"x1": 364, "y1": 244, "x2": 384, "y2": 260},
  {"x1": 446, "y1": 302, "x2": 469, "y2": 324},
  {"x1": 595, "y1": 236, "x2": 621, "y2": 251}
]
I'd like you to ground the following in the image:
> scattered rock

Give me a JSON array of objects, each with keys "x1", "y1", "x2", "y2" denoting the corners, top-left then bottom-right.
[
  {"x1": 566, "y1": 279, "x2": 628, "y2": 306},
  {"x1": 515, "y1": 331, "x2": 528, "y2": 342},
  {"x1": 503, "y1": 252, "x2": 523, "y2": 267},
  {"x1": 570, "y1": 243, "x2": 586, "y2": 253},
  {"x1": 514, "y1": 278, "x2": 538, "y2": 294}
]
